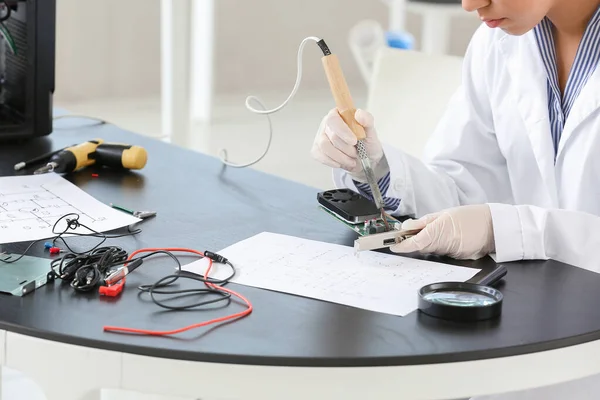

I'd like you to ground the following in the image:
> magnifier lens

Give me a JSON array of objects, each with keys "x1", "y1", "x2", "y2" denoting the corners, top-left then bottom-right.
[
  {"x1": 418, "y1": 282, "x2": 504, "y2": 321},
  {"x1": 422, "y1": 290, "x2": 497, "y2": 307}
]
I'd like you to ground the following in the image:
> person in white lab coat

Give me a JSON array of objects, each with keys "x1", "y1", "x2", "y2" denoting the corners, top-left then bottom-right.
[
  {"x1": 312, "y1": 0, "x2": 600, "y2": 271},
  {"x1": 311, "y1": 0, "x2": 600, "y2": 398}
]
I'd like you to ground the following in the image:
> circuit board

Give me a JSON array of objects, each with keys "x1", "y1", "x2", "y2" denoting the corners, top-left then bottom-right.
[{"x1": 319, "y1": 205, "x2": 401, "y2": 236}]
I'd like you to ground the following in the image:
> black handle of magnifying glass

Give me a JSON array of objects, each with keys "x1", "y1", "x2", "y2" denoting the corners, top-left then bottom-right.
[{"x1": 476, "y1": 265, "x2": 508, "y2": 287}]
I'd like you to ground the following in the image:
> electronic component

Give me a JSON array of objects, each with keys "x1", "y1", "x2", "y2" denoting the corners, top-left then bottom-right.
[
  {"x1": 0, "y1": 253, "x2": 53, "y2": 296},
  {"x1": 318, "y1": 189, "x2": 397, "y2": 232},
  {"x1": 0, "y1": 0, "x2": 56, "y2": 142},
  {"x1": 318, "y1": 188, "x2": 422, "y2": 252},
  {"x1": 320, "y1": 205, "x2": 393, "y2": 236},
  {"x1": 317, "y1": 189, "x2": 381, "y2": 223},
  {"x1": 353, "y1": 229, "x2": 420, "y2": 252}
]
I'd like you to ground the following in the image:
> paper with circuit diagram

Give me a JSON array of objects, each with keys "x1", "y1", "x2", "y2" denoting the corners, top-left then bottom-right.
[{"x1": 0, "y1": 174, "x2": 140, "y2": 244}]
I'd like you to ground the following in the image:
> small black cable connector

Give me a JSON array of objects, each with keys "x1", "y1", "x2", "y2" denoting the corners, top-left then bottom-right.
[
  {"x1": 127, "y1": 258, "x2": 144, "y2": 273},
  {"x1": 317, "y1": 39, "x2": 331, "y2": 56},
  {"x1": 204, "y1": 251, "x2": 228, "y2": 264}
]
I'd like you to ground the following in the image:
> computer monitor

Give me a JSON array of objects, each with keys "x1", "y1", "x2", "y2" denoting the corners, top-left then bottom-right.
[{"x1": 0, "y1": 0, "x2": 55, "y2": 142}]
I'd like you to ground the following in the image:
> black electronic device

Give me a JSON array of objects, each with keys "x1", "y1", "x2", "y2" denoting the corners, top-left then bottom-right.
[
  {"x1": 317, "y1": 189, "x2": 381, "y2": 224},
  {"x1": 0, "y1": 1, "x2": 55, "y2": 142}
]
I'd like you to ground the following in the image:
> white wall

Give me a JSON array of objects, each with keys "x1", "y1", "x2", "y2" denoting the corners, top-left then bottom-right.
[
  {"x1": 54, "y1": 0, "x2": 479, "y2": 103},
  {"x1": 54, "y1": 0, "x2": 161, "y2": 103},
  {"x1": 212, "y1": 0, "x2": 480, "y2": 94},
  {"x1": 212, "y1": 0, "x2": 388, "y2": 94}
]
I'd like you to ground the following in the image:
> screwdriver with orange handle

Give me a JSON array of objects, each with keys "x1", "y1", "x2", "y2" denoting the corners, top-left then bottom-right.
[{"x1": 34, "y1": 139, "x2": 148, "y2": 174}]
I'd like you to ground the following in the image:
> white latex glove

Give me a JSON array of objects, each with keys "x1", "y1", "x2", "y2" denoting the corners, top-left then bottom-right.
[
  {"x1": 391, "y1": 205, "x2": 495, "y2": 260},
  {"x1": 310, "y1": 108, "x2": 389, "y2": 183}
]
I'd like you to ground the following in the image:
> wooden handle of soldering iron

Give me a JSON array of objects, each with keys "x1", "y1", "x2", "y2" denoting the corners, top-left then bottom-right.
[{"x1": 321, "y1": 54, "x2": 366, "y2": 140}]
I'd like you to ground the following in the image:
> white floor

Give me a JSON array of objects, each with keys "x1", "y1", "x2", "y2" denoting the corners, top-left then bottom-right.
[
  {"x1": 56, "y1": 88, "x2": 369, "y2": 192},
  {"x1": 1, "y1": 366, "x2": 193, "y2": 400}
]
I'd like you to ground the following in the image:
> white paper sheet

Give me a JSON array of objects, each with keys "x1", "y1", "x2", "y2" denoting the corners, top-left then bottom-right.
[
  {"x1": 183, "y1": 232, "x2": 480, "y2": 317},
  {"x1": 0, "y1": 174, "x2": 141, "y2": 244}
]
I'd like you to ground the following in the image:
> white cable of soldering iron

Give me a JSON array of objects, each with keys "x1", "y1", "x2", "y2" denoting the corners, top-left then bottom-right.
[{"x1": 219, "y1": 36, "x2": 321, "y2": 168}]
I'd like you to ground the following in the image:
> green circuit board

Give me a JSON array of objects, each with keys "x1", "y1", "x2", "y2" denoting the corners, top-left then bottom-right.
[{"x1": 319, "y1": 206, "x2": 400, "y2": 236}]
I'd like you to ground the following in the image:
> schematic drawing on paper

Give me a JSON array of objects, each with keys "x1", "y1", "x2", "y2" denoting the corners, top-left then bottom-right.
[
  {"x1": 0, "y1": 184, "x2": 103, "y2": 231},
  {"x1": 0, "y1": 174, "x2": 141, "y2": 245}
]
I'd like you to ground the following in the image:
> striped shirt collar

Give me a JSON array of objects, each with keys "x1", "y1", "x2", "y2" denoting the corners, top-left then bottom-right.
[{"x1": 533, "y1": 6, "x2": 600, "y2": 155}]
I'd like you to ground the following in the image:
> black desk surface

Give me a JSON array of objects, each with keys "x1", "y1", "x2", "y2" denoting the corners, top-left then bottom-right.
[{"x1": 1, "y1": 119, "x2": 600, "y2": 367}]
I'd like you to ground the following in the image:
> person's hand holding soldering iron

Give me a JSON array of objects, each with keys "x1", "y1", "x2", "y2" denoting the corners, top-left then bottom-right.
[
  {"x1": 311, "y1": 109, "x2": 495, "y2": 260},
  {"x1": 312, "y1": 108, "x2": 389, "y2": 184}
]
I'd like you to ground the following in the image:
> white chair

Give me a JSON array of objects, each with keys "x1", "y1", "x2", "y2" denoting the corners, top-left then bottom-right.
[
  {"x1": 348, "y1": 20, "x2": 388, "y2": 85},
  {"x1": 366, "y1": 47, "x2": 463, "y2": 159}
]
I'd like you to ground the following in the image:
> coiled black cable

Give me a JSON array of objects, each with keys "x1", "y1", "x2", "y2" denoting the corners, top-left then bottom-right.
[
  {"x1": 51, "y1": 213, "x2": 141, "y2": 255},
  {"x1": 1, "y1": 212, "x2": 237, "y2": 312},
  {"x1": 52, "y1": 246, "x2": 128, "y2": 292},
  {"x1": 1, "y1": 213, "x2": 141, "y2": 265},
  {"x1": 52, "y1": 246, "x2": 237, "y2": 310},
  {"x1": 130, "y1": 250, "x2": 236, "y2": 311}
]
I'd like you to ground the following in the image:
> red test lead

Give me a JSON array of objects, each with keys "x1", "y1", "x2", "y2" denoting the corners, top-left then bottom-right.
[{"x1": 102, "y1": 247, "x2": 252, "y2": 336}]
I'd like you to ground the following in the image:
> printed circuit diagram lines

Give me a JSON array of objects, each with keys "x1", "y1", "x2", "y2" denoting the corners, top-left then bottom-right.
[{"x1": 0, "y1": 183, "x2": 103, "y2": 231}]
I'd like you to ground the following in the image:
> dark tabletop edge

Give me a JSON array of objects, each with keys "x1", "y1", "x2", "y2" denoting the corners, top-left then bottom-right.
[{"x1": 3, "y1": 321, "x2": 599, "y2": 367}]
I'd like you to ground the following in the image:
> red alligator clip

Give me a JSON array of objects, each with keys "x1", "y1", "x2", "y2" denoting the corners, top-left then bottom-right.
[{"x1": 99, "y1": 277, "x2": 125, "y2": 297}]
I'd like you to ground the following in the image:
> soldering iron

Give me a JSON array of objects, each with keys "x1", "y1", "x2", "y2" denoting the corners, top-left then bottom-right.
[
  {"x1": 236, "y1": 37, "x2": 389, "y2": 228},
  {"x1": 317, "y1": 39, "x2": 389, "y2": 228}
]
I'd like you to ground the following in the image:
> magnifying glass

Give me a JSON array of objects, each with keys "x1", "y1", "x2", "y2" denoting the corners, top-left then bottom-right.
[{"x1": 418, "y1": 265, "x2": 507, "y2": 322}]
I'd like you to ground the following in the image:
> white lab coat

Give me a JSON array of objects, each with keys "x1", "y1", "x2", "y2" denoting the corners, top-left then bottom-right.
[
  {"x1": 335, "y1": 23, "x2": 600, "y2": 274},
  {"x1": 333, "y1": 24, "x2": 600, "y2": 399}
]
